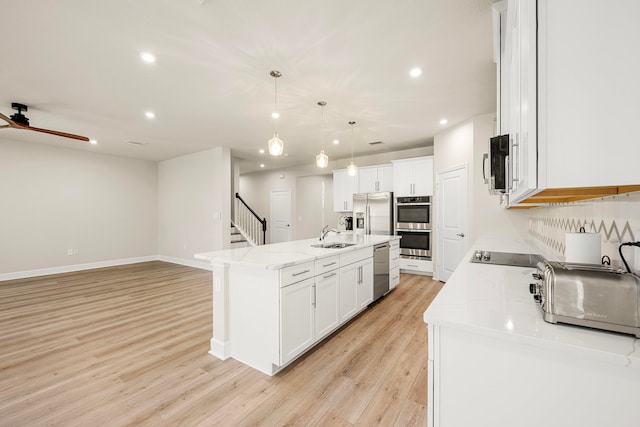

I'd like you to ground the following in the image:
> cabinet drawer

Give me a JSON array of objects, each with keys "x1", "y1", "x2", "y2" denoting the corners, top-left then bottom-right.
[
  {"x1": 390, "y1": 239, "x2": 400, "y2": 251},
  {"x1": 340, "y1": 246, "x2": 373, "y2": 266},
  {"x1": 315, "y1": 255, "x2": 340, "y2": 275},
  {"x1": 399, "y1": 257, "x2": 433, "y2": 274},
  {"x1": 390, "y1": 249, "x2": 400, "y2": 269},
  {"x1": 390, "y1": 266, "x2": 400, "y2": 288},
  {"x1": 280, "y1": 261, "x2": 314, "y2": 287}
]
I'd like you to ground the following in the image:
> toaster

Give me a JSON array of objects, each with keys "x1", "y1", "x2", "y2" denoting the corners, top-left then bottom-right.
[{"x1": 530, "y1": 260, "x2": 640, "y2": 338}]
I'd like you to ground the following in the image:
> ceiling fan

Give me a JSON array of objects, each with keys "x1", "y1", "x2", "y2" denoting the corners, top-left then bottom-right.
[{"x1": 0, "y1": 102, "x2": 89, "y2": 142}]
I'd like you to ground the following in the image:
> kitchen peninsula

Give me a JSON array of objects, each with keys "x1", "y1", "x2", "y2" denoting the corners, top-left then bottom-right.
[
  {"x1": 196, "y1": 234, "x2": 399, "y2": 375},
  {"x1": 423, "y1": 239, "x2": 640, "y2": 427}
]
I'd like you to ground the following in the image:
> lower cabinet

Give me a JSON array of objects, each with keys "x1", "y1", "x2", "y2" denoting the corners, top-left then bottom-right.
[
  {"x1": 280, "y1": 277, "x2": 315, "y2": 365},
  {"x1": 357, "y1": 259, "x2": 373, "y2": 309},
  {"x1": 339, "y1": 258, "x2": 373, "y2": 322},
  {"x1": 279, "y1": 248, "x2": 375, "y2": 369},
  {"x1": 314, "y1": 270, "x2": 340, "y2": 340}
]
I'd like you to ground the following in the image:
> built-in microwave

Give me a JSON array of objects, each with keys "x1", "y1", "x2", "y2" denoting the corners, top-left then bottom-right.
[{"x1": 484, "y1": 134, "x2": 510, "y2": 194}]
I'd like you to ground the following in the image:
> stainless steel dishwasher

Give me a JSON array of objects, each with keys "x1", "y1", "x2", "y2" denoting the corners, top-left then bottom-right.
[{"x1": 373, "y1": 242, "x2": 390, "y2": 301}]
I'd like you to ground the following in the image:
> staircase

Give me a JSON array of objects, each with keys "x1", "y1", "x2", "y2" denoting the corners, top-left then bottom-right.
[
  {"x1": 232, "y1": 193, "x2": 267, "y2": 247},
  {"x1": 230, "y1": 224, "x2": 250, "y2": 248}
]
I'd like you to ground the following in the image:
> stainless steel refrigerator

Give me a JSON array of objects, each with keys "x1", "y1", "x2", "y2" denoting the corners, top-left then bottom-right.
[{"x1": 352, "y1": 192, "x2": 394, "y2": 235}]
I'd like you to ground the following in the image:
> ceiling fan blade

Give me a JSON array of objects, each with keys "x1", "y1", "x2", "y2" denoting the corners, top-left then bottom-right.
[
  {"x1": 26, "y1": 126, "x2": 90, "y2": 142},
  {"x1": 0, "y1": 111, "x2": 17, "y2": 127}
]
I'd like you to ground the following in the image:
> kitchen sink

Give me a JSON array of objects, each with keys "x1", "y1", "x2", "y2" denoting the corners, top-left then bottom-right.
[{"x1": 311, "y1": 242, "x2": 356, "y2": 249}]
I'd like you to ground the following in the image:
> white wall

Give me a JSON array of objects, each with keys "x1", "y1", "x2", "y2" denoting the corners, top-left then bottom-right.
[
  {"x1": 158, "y1": 147, "x2": 231, "y2": 265},
  {"x1": 0, "y1": 140, "x2": 157, "y2": 277},
  {"x1": 294, "y1": 175, "x2": 340, "y2": 240},
  {"x1": 434, "y1": 114, "x2": 528, "y2": 249}
]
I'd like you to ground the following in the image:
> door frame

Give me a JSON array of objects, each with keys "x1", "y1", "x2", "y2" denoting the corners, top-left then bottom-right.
[{"x1": 435, "y1": 164, "x2": 469, "y2": 282}]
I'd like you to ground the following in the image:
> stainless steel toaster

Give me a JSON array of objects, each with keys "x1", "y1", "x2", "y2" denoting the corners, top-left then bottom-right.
[{"x1": 530, "y1": 260, "x2": 640, "y2": 337}]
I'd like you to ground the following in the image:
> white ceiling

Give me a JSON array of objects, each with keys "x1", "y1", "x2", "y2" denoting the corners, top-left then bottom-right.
[{"x1": 0, "y1": 0, "x2": 496, "y2": 174}]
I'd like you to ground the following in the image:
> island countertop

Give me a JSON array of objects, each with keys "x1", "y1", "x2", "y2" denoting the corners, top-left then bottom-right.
[
  {"x1": 195, "y1": 234, "x2": 399, "y2": 270},
  {"x1": 423, "y1": 238, "x2": 640, "y2": 369}
]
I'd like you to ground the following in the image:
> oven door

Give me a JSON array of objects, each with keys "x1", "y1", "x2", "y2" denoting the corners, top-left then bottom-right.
[
  {"x1": 397, "y1": 229, "x2": 431, "y2": 259},
  {"x1": 396, "y1": 203, "x2": 430, "y2": 230}
]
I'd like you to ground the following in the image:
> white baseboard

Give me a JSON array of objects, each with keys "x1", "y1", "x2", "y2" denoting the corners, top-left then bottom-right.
[{"x1": 0, "y1": 255, "x2": 212, "y2": 282}]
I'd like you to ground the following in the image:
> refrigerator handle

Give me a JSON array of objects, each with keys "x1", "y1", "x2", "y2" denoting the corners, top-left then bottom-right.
[{"x1": 366, "y1": 204, "x2": 370, "y2": 234}]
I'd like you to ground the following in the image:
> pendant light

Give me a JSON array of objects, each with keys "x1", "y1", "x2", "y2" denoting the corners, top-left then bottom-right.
[
  {"x1": 347, "y1": 121, "x2": 358, "y2": 176},
  {"x1": 315, "y1": 101, "x2": 329, "y2": 168},
  {"x1": 267, "y1": 70, "x2": 284, "y2": 156}
]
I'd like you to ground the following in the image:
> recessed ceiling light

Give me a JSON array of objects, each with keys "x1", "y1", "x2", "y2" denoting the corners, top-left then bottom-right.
[
  {"x1": 140, "y1": 52, "x2": 156, "y2": 63},
  {"x1": 333, "y1": 139, "x2": 340, "y2": 145},
  {"x1": 259, "y1": 149, "x2": 265, "y2": 154},
  {"x1": 271, "y1": 111, "x2": 280, "y2": 119},
  {"x1": 439, "y1": 118, "x2": 448, "y2": 125},
  {"x1": 260, "y1": 163, "x2": 265, "y2": 168},
  {"x1": 89, "y1": 139, "x2": 98, "y2": 145},
  {"x1": 145, "y1": 111, "x2": 155, "y2": 119},
  {"x1": 409, "y1": 67, "x2": 422, "y2": 78}
]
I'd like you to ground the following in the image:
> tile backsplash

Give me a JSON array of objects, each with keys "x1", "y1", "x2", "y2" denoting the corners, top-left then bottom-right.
[{"x1": 527, "y1": 191, "x2": 640, "y2": 271}]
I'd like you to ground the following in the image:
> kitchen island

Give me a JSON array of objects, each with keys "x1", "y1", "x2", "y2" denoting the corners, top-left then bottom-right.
[
  {"x1": 423, "y1": 239, "x2": 640, "y2": 427},
  {"x1": 196, "y1": 234, "x2": 399, "y2": 375}
]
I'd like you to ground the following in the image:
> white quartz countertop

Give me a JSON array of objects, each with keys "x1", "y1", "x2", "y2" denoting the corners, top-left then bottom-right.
[
  {"x1": 195, "y1": 234, "x2": 399, "y2": 270},
  {"x1": 424, "y1": 238, "x2": 640, "y2": 369}
]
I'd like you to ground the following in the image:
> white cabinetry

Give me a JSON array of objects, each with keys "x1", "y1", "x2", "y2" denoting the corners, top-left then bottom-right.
[
  {"x1": 314, "y1": 256, "x2": 340, "y2": 340},
  {"x1": 389, "y1": 239, "x2": 400, "y2": 290},
  {"x1": 498, "y1": 0, "x2": 537, "y2": 203},
  {"x1": 359, "y1": 164, "x2": 393, "y2": 193},
  {"x1": 356, "y1": 259, "x2": 373, "y2": 309},
  {"x1": 392, "y1": 157, "x2": 434, "y2": 197},
  {"x1": 339, "y1": 247, "x2": 374, "y2": 323},
  {"x1": 333, "y1": 169, "x2": 359, "y2": 212},
  {"x1": 280, "y1": 277, "x2": 315, "y2": 365},
  {"x1": 495, "y1": 0, "x2": 640, "y2": 205}
]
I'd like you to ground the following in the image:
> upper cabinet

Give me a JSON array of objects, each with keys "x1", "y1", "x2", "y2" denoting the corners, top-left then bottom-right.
[
  {"x1": 495, "y1": 0, "x2": 640, "y2": 205},
  {"x1": 392, "y1": 156, "x2": 434, "y2": 197},
  {"x1": 359, "y1": 164, "x2": 394, "y2": 193},
  {"x1": 332, "y1": 169, "x2": 359, "y2": 212}
]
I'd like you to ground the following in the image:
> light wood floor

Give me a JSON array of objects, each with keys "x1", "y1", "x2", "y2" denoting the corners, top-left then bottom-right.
[{"x1": 0, "y1": 261, "x2": 444, "y2": 426}]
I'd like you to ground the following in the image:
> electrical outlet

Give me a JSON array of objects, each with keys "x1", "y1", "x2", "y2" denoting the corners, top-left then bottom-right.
[
  {"x1": 73, "y1": 249, "x2": 79, "y2": 255},
  {"x1": 67, "y1": 249, "x2": 73, "y2": 256}
]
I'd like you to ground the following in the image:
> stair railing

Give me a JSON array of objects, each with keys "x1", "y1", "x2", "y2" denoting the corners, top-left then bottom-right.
[{"x1": 235, "y1": 193, "x2": 267, "y2": 245}]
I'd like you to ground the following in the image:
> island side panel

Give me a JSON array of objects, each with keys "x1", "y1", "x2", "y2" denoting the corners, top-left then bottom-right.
[
  {"x1": 228, "y1": 265, "x2": 280, "y2": 375},
  {"x1": 210, "y1": 263, "x2": 230, "y2": 359}
]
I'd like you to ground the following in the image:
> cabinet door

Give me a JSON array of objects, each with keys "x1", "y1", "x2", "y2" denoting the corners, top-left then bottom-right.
[
  {"x1": 280, "y1": 277, "x2": 314, "y2": 365},
  {"x1": 339, "y1": 263, "x2": 359, "y2": 322},
  {"x1": 357, "y1": 259, "x2": 374, "y2": 309},
  {"x1": 333, "y1": 169, "x2": 359, "y2": 212},
  {"x1": 377, "y1": 164, "x2": 394, "y2": 192},
  {"x1": 358, "y1": 166, "x2": 379, "y2": 194},
  {"x1": 412, "y1": 157, "x2": 434, "y2": 196},
  {"x1": 314, "y1": 270, "x2": 340, "y2": 339},
  {"x1": 508, "y1": 0, "x2": 538, "y2": 203},
  {"x1": 393, "y1": 162, "x2": 415, "y2": 197}
]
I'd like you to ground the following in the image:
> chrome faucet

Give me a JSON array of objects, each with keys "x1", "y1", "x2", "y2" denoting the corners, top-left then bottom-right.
[{"x1": 320, "y1": 225, "x2": 340, "y2": 242}]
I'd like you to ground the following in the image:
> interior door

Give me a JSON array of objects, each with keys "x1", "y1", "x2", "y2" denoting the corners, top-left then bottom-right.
[
  {"x1": 270, "y1": 189, "x2": 292, "y2": 243},
  {"x1": 436, "y1": 165, "x2": 468, "y2": 282}
]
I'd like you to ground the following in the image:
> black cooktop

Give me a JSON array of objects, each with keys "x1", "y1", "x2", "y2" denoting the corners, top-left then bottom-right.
[{"x1": 469, "y1": 250, "x2": 544, "y2": 268}]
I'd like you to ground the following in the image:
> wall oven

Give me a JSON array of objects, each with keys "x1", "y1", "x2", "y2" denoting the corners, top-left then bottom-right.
[{"x1": 395, "y1": 196, "x2": 432, "y2": 259}]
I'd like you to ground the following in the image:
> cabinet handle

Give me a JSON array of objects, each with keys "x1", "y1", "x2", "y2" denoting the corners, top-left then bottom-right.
[
  {"x1": 312, "y1": 284, "x2": 316, "y2": 307},
  {"x1": 323, "y1": 272, "x2": 337, "y2": 279},
  {"x1": 292, "y1": 269, "x2": 310, "y2": 277},
  {"x1": 322, "y1": 261, "x2": 337, "y2": 268}
]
